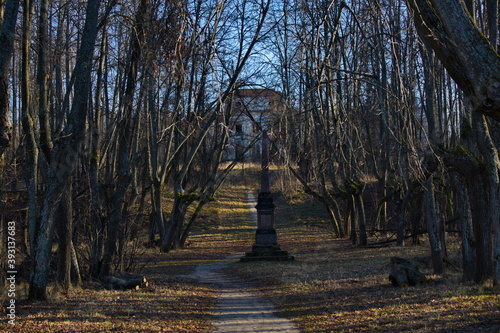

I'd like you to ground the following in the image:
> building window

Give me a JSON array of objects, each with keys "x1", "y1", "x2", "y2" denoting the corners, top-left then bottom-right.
[{"x1": 236, "y1": 123, "x2": 243, "y2": 135}]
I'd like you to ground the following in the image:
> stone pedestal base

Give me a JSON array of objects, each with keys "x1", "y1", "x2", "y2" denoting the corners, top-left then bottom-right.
[{"x1": 241, "y1": 230, "x2": 294, "y2": 262}]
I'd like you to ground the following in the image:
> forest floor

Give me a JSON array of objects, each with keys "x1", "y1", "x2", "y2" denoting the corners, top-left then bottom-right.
[{"x1": 2, "y1": 169, "x2": 500, "y2": 332}]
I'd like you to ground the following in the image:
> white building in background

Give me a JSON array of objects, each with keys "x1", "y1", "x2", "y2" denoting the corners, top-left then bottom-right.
[{"x1": 225, "y1": 88, "x2": 282, "y2": 162}]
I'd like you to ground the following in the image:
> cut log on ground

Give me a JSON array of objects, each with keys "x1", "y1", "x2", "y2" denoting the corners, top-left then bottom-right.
[
  {"x1": 102, "y1": 275, "x2": 148, "y2": 290},
  {"x1": 389, "y1": 257, "x2": 427, "y2": 287}
]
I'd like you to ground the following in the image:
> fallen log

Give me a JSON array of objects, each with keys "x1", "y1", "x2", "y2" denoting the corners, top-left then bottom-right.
[
  {"x1": 389, "y1": 257, "x2": 427, "y2": 287},
  {"x1": 103, "y1": 275, "x2": 148, "y2": 290}
]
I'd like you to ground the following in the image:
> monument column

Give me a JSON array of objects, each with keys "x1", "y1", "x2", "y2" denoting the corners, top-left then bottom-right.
[{"x1": 241, "y1": 130, "x2": 293, "y2": 261}]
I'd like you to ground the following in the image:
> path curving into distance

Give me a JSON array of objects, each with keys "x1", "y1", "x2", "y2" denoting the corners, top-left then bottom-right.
[{"x1": 191, "y1": 190, "x2": 301, "y2": 333}]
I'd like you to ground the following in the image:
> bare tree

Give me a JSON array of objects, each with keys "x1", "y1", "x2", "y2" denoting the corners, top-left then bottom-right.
[
  {"x1": 29, "y1": 0, "x2": 103, "y2": 300},
  {"x1": 159, "y1": 0, "x2": 272, "y2": 252},
  {"x1": 407, "y1": 0, "x2": 500, "y2": 285}
]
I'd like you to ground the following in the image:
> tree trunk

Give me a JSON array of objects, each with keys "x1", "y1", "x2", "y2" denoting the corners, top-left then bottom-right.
[
  {"x1": 37, "y1": 0, "x2": 52, "y2": 162},
  {"x1": 396, "y1": 184, "x2": 419, "y2": 246},
  {"x1": 424, "y1": 177, "x2": 444, "y2": 274},
  {"x1": 349, "y1": 196, "x2": 356, "y2": 244},
  {"x1": 180, "y1": 199, "x2": 208, "y2": 248},
  {"x1": 406, "y1": 0, "x2": 500, "y2": 122},
  {"x1": 70, "y1": 239, "x2": 82, "y2": 285},
  {"x1": 29, "y1": 0, "x2": 102, "y2": 300},
  {"x1": 0, "y1": 199, "x2": 5, "y2": 289},
  {"x1": 21, "y1": 0, "x2": 37, "y2": 255},
  {"x1": 56, "y1": 182, "x2": 73, "y2": 291},
  {"x1": 88, "y1": 26, "x2": 106, "y2": 278},
  {"x1": 0, "y1": 0, "x2": 20, "y2": 158},
  {"x1": 450, "y1": 172, "x2": 476, "y2": 282},
  {"x1": 355, "y1": 193, "x2": 368, "y2": 246},
  {"x1": 161, "y1": 196, "x2": 190, "y2": 252},
  {"x1": 99, "y1": 124, "x2": 131, "y2": 278},
  {"x1": 472, "y1": 112, "x2": 499, "y2": 285},
  {"x1": 147, "y1": 73, "x2": 163, "y2": 243},
  {"x1": 99, "y1": 0, "x2": 147, "y2": 277}
]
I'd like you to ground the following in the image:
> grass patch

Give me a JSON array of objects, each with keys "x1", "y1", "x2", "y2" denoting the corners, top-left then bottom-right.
[
  {"x1": 224, "y1": 190, "x2": 500, "y2": 332},
  {"x1": 9, "y1": 276, "x2": 215, "y2": 332},
  {"x1": 1, "y1": 183, "x2": 256, "y2": 332},
  {"x1": 3, "y1": 169, "x2": 499, "y2": 332}
]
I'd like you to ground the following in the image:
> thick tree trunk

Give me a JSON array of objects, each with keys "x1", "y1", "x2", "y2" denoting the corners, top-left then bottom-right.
[
  {"x1": 0, "y1": 0, "x2": 20, "y2": 158},
  {"x1": 407, "y1": 0, "x2": 500, "y2": 122},
  {"x1": 29, "y1": 175, "x2": 63, "y2": 300},
  {"x1": 161, "y1": 196, "x2": 190, "y2": 252},
  {"x1": 472, "y1": 113, "x2": 500, "y2": 285}
]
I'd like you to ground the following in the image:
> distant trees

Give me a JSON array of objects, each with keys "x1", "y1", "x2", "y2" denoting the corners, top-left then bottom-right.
[
  {"x1": 406, "y1": 0, "x2": 500, "y2": 285},
  {"x1": 0, "y1": 0, "x2": 274, "y2": 300},
  {"x1": 267, "y1": 0, "x2": 498, "y2": 285}
]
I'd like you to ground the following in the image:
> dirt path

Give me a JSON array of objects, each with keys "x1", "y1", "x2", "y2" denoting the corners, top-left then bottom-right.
[{"x1": 191, "y1": 190, "x2": 301, "y2": 333}]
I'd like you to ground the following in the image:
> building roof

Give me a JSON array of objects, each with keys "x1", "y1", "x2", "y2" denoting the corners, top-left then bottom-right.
[{"x1": 235, "y1": 89, "x2": 282, "y2": 101}]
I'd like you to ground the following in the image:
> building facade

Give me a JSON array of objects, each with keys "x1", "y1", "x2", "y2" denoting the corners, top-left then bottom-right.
[{"x1": 224, "y1": 89, "x2": 282, "y2": 162}]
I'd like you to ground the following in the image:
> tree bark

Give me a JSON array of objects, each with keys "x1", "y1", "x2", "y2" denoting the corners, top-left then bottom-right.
[
  {"x1": 89, "y1": 28, "x2": 106, "y2": 278},
  {"x1": 161, "y1": 196, "x2": 190, "y2": 252},
  {"x1": 37, "y1": 0, "x2": 53, "y2": 162},
  {"x1": 472, "y1": 112, "x2": 500, "y2": 285},
  {"x1": 56, "y1": 182, "x2": 73, "y2": 291},
  {"x1": 424, "y1": 177, "x2": 444, "y2": 274},
  {"x1": 0, "y1": 0, "x2": 20, "y2": 158},
  {"x1": 20, "y1": 0, "x2": 38, "y2": 255},
  {"x1": 450, "y1": 172, "x2": 476, "y2": 282},
  {"x1": 355, "y1": 192, "x2": 368, "y2": 246},
  {"x1": 406, "y1": 0, "x2": 500, "y2": 122}
]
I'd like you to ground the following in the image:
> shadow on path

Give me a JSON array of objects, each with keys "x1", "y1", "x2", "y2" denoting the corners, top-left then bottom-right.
[{"x1": 190, "y1": 190, "x2": 301, "y2": 333}]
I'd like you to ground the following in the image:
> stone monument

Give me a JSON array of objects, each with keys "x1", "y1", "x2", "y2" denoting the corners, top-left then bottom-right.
[{"x1": 241, "y1": 131, "x2": 294, "y2": 262}]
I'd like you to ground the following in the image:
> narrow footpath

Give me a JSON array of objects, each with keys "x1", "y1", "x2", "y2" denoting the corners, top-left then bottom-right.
[{"x1": 191, "y1": 191, "x2": 301, "y2": 333}]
